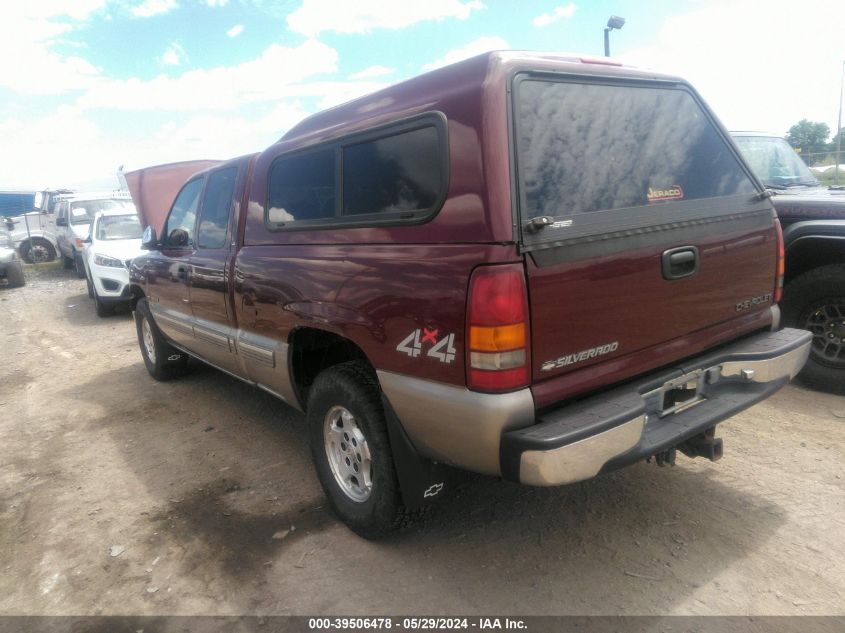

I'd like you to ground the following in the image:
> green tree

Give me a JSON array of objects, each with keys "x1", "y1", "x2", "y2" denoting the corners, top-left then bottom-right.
[
  {"x1": 829, "y1": 127, "x2": 845, "y2": 161},
  {"x1": 786, "y1": 119, "x2": 830, "y2": 165}
]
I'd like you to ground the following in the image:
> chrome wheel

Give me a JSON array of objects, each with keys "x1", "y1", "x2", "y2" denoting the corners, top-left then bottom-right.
[
  {"x1": 804, "y1": 300, "x2": 845, "y2": 367},
  {"x1": 142, "y1": 318, "x2": 157, "y2": 364},
  {"x1": 323, "y1": 405, "x2": 372, "y2": 502},
  {"x1": 24, "y1": 241, "x2": 53, "y2": 264}
]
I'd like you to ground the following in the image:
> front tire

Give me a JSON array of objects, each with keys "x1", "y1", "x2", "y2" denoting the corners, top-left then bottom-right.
[
  {"x1": 782, "y1": 264, "x2": 845, "y2": 395},
  {"x1": 74, "y1": 252, "x2": 86, "y2": 278},
  {"x1": 306, "y1": 361, "x2": 408, "y2": 539},
  {"x1": 134, "y1": 298, "x2": 190, "y2": 381},
  {"x1": 4, "y1": 262, "x2": 25, "y2": 288},
  {"x1": 94, "y1": 291, "x2": 113, "y2": 317}
]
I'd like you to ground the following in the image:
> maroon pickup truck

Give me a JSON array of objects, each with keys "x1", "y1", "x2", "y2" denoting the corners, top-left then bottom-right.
[{"x1": 127, "y1": 52, "x2": 811, "y2": 538}]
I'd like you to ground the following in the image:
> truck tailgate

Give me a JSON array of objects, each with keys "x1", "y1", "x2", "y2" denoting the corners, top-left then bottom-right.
[{"x1": 510, "y1": 74, "x2": 778, "y2": 390}]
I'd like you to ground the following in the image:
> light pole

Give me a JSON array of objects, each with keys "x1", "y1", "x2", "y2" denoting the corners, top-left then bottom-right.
[
  {"x1": 604, "y1": 15, "x2": 625, "y2": 57},
  {"x1": 836, "y1": 60, "x2": 843, "y2": 186}
]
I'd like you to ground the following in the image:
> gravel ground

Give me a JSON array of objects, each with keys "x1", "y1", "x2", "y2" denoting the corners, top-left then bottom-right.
[{"x1": 1, "y1": 264, "x2": 844, "y2": 616}]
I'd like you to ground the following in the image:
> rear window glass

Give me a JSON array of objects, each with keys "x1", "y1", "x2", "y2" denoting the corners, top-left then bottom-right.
[
  {"x1": 342, "y1": 127, "x2": 441, "y2": 216},
  {"x1": 268, "y1": 149, "x2": 335, "y2": 224},
  {"x1": 515, "y1": 79, "x2": 755, "y2": 221}
]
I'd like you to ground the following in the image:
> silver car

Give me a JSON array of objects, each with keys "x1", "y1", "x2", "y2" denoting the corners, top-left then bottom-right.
[{"x1": 0, "y1": 219, "x2": 25, "y2": 288}]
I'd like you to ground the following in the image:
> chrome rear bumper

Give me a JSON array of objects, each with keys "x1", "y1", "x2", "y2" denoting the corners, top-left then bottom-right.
[{"x1": 502, "y1": 328, "x2": 811, "y2": 486}]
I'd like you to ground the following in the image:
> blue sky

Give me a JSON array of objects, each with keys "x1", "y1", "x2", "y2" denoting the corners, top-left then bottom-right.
[{"x1": 1, "y1": 0, "x2": 843, "y2": 190}]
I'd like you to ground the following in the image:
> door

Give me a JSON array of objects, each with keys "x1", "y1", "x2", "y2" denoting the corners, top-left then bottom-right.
[
  {"x1": 511, "y1": 75, "x2": 777, "y2": 383},
  {"x1": 55, "y1": 201, "x2": 70, "y2": 257},
  {"x1": 188, "y1": 166, "x2": 240, "y2": 373},
  {"x1": 147, "y1": 177, "x2": 203, "y2": 347}
]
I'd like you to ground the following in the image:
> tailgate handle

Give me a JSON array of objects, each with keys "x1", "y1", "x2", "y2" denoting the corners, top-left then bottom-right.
[{"x1": 662, "y1": 246, "x2": 699, "y2": 280}]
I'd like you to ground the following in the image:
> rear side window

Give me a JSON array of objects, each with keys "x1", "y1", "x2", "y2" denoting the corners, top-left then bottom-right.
[
  {"x1": 343, "y1": 127, "x2": 441, "y2": 216},
  {"x1": 268, "y1": 149, "x2": 335, "y2": 224},
  {"x1": 514, "y1": 77, "x2": 756, "y2": 240},
  {"x1": 265, "y1": 114, "x2": 447, "y2": 230}
]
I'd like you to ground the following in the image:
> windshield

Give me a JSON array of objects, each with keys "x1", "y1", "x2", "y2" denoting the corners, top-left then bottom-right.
[
  {"x1": 732, "y1": 135, "x2": 820, "y2": 188},
  {"x1": 70, "y1": 199, "x2": 134, "y2": 225},
  {"x1": 96, "y1": 214, "x2": 142, "y2": 240}
]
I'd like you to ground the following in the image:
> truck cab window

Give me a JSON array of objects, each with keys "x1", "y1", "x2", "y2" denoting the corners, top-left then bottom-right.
[{"x1": 198, "y1": 167, "x2": 237, "y2": 249}]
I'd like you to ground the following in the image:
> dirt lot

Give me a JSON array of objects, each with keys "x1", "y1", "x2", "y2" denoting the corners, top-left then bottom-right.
[{"x1": 1, "y1": 265, "x2": 844, "y2": 616}]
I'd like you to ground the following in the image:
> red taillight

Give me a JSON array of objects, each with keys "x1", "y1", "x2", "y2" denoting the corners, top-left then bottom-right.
[
  {"x1": 467, "y1": 264, "x2": 530, "y2": 393},
  {"x1": 774, "y1": 218, "x2": 785, "y2": 303}
]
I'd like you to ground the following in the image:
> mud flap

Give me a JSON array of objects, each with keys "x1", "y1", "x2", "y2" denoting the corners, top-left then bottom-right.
[{"x1": 381, "y1": 394, "x2": 454, "y2": 511}]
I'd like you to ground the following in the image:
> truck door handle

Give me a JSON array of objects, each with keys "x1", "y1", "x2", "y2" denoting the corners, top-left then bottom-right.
[
  {"x1": 177, "y1": 265, "x2": 189, "y2": 281},
  {"x1": 662, "y1": 246, "x2": 699, "y2": 280}
]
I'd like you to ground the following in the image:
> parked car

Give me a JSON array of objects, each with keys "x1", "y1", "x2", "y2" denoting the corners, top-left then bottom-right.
[
  {"x1": 0, "y1": 218, "x2": 25, "y2": 288},
  {"x1": 54, "y1": 193, "x2": 135, "y2": 278},
  {"x1": 732, "y1": 131, "x2": 845, "y2": 393},
  {"x1": 127, "y1": 52, "x2": 810, "y2": 538},
  {"x1": 82, "y1": 209, "x2": 144, "y2": 316},
  {"x1": 0, "y1": 190, "x2": 60, "y2": 264}
]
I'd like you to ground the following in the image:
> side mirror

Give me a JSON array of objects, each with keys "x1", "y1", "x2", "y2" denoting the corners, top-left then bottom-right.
[
  {"x1": 141, "y1": 225, "x2": 159, "y2": 250},
  {"x1": 56, "y1": 217, "x2": 68, "y2": 227},
  {"x1": 83, "y1": 235, "x2": 92, "y2": 244}
]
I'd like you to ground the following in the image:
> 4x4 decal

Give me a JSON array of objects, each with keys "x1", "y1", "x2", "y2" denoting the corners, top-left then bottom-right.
[{"x1": 396, "y1": 328, "x2": 457, "y2": 364}]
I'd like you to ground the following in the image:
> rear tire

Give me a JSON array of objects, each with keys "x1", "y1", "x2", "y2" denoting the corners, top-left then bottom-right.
[
  {"x1": 781, "y1": 264, "x2": 845, "y2": 395},
  {"x1": 306, "y1": 361, "x2": 412, "y2": 539},
  {"x1": 20, "y1": 238, "x2": 56, "y2": 264},
  {"x1": 4, "y1": 262, "x2": 25, "y2": 288},
  {"x1": 135, "y1": 298, "x2": 190, "y2": 381}
]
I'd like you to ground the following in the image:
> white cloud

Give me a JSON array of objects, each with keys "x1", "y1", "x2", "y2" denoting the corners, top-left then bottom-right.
[
  {"x1": 0, "y1": 101, "x2": 315, "y2": 190},
  {"x1": 423, "y1": 36, "x2": 509, "y2": 71},
  {"x1": 619, "y1": 0, "x2": 845, "y2": 136},
  {"x1": 138, "y1": 103, "x2": 311, "y2": 165},
  {"x1": 76, "y1": 39, "x2": 343, "y2": 111},
  {"x1": 226, "y1": 24, "x2": 244, "y2": 38},
  {"x1": 161, "y1": 42, "x2": 187, "y2": 66},
  {"x1": 0, "y1": 107, "x2": 114, "y2": 189},
  {"x1": 287, "y1": 0, "x2": 484, "y2": 37},
  {"x1": 348, "y1": 65, "x2": 394, "y2": 80},
  {"x1": 19, "y1": 1, "x2": 106, "y2": 21},
  {"x1": 0, "y1": 4, "x2": 104, "y2": 94},
  {"x1": 131, "y1": 0, "x2": 178, "y2": 18},
  {"x1": 532, "y1": 2, "x2": 577, "y2": 27}
]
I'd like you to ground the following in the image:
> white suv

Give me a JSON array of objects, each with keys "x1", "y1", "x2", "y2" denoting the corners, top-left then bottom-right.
[{"x1": 82, "y1": 208, "x2": 143, "y2": 316}]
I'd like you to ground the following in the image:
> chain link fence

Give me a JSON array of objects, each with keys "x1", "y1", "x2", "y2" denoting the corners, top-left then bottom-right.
[{"x1": 798, "y1": 149, "x2": 844, "y2": 185}]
